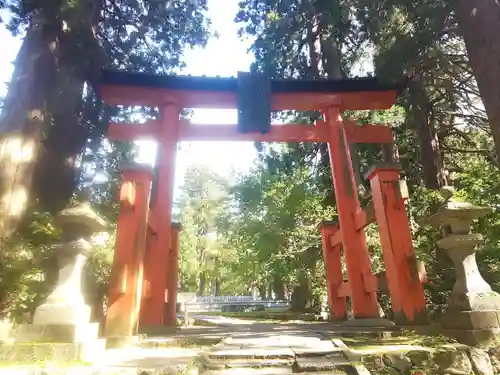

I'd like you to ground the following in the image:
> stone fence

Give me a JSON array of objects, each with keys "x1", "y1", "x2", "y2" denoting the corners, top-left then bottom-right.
[{"x1": 177, "y1": 293, "x2": 290, "y2": 313}]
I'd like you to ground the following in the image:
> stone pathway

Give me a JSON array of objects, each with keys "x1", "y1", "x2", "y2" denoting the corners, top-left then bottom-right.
[
  {"x1": 102, "y1": 323, "x2": 383, "y2": 374},
  {"x1": 0, "y1": 320, "x2": 490, "y2": 374},
  {"x1": 197, "y1": 331, "x2": 364, "y2": 375}
]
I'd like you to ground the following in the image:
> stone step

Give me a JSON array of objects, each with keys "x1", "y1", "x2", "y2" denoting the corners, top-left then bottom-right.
[
  {"x1": 326, "y1": 330, "x2": 403, "y2": 340},
  {"x1": 201, "y1": 368, "x2": 353, "y2": 375},
  {"x1": 294, "y1": 357, "x2": 352, "y2": 372},
  {"x1": 207, "y1": 347, "x2": 295, "y2": 360},
  {"x1": 138, "y1": 336, "x2": 223, "y2": 348},
  {"x1": 201, "y1": 368, "x2": 295, "y2": 375},
  {"x1": 292, "y1": 340, "x2": 345, "y2": 358},
  {"x1": 0, "y1": 339, "x2": 106, "y2": 363},
  {"x1": 201, "y1": 357, "x2": 294, "y2": 370}
]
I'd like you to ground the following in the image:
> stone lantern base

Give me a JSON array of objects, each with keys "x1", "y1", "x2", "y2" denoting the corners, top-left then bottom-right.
[
  {"x1": 0, "y1": 201, "x2": 109, "y2": 364},
  {"x1": 0, "y1": 322, "x2": 106, "y2": 363},
  {"x1": 441, "y1": 292, "x2": 500, "y2": 346}
]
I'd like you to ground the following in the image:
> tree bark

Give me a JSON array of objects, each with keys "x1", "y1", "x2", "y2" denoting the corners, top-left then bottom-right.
[
  {"x1": 258, "y1": 285, "x2": 266, "y2": 300},
  {"x1": 409, "y1": 83, "x2": 448, "y2": 189},
  {"x1": 290, "y1": 274, "x2": 310, "y2": 312},
  {"x1": 198, "y1": 271, "x2": 206, "y2": 296},
  {"x1": 272, "y1": 276, "x2": 285, "y2": 300},
  {"x1": 0, "y1": 17, "x2": 59, "y2": 246},
  {"x1": 0, "y1": 2, "x2": 102, "y2": 245},
  {"x1": 454, "y1": 0, "x2": 500, "y2": 159},
  {"x1": 214, "y1": 278, "x2": 221, "y2": 296}
]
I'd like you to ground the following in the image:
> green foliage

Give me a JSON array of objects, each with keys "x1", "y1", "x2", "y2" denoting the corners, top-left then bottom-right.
[
  {"x1": 222, "y1": 144, "x2": 335, "y2": 309},
  {"x1": 176, "y1": 164, "x2": 231, "y2": 296},
  {"x1": 0, "y1": 204, "x2": 114, "y2": 322},
  {"x1": 0, "y1": 0, "x2": 499, "y2": 324},
  {"x1": 0, "y1": 0, "x2": 212, "y2": 319},
  {"x1": 224, "y1": 0, "x2": 499, "y2": 318}
]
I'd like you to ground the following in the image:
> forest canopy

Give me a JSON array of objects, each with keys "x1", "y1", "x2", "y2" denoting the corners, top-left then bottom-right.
[{"x1": 0, "y1": 0, "x2": 499, "y2": 321}]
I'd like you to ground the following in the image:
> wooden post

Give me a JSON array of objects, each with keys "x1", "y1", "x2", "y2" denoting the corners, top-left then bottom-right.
[
  {"x1": 140, "y1": 102, "x2": 180, "y2": 327},
  {"x1": 319, "y1": 222, "x2": 347, "y2": 320},
  {"x1": 106, "y1": 164, "x2": 153, "y2": 338},
  {"x1": 367, "y1": 164, "x2": 429, "y2": 325},
  {"x1": 164, "y1": 222, "x2": 182, "y2": 327},
  {"x1": 324, "y1": 107, "x2": 379, "y2": 319}
]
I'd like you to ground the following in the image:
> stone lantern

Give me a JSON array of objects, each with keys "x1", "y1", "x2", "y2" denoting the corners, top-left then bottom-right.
[
  {"x1": 33, "y1": 201, "x2": 107, "y2": 325},
  {"x1": 425, "y1": 186, "x2": 500, "y2": 345},
  {"x1": 12, "y1": 201, "x2": 108, "y2": 362}
]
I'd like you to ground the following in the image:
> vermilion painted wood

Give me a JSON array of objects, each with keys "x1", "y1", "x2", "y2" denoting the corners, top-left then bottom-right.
[
  {"x1": 139, "y1": 212, "x2": 155, "y2": 323},
  {"x1": 164, "y1": 223, "x2": 182, "y2": 326},
  {"x1": 102, "y1": 74, "x2": 428, "y2": 325},
  {"x1": 107, "y1": 120, "x2": 394, "y2": 144},
  {"x1": 368, "y1": 166, "x2": 429, "y2": 325},
  {"x1": 353, "y1": 202, "x2": 376, "y2": 231},
  {"x1": 337, "y1": 283, "x2": 351, "y2": 298},
  {"x1": 324, "y1": 107, "x2": 379, "y2": 318},
  {"x1": 330, "y1": 228, "x2": 342, "y2": 247},
  {"x1": 119, "y1": 181, "x2": 136, "y2": 207},
  {"x1": 99, "y1": 84, "x2": 397, "y2": 111},
  {"x1": 320, "y1": 223, "x2": 347, "y2": 320},
  {"x1": 147, "y1": 209, "x2": 158, "y2": 234},
  {"x1": 140, "y1": 103, "x2": 181, "y2": 327},
  {"x1": 106, "y1": 168, "x2": 153, "y2": 337}
]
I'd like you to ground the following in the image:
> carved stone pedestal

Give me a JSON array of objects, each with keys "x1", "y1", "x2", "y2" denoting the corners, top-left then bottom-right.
[
  {"x1": 426, "y1": 187, "x2": 500, "y2": 346},
  {"x1": 34, "y1": 238, "x2": 92, "y2": 326},
  {"x1": 5, "y1": 202, "x2": 108, "y2": 363}
]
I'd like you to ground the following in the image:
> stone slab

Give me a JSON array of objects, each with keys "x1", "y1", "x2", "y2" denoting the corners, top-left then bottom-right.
[
  {"x1": 441, "y1": 328, "x2": 500, "y2": 346},
  {"x1": 331, "y1": 338, "x2": 372, "y2": 375},
  {"x1": 208, "y1": 347, "x2": 295, "y2": 359},
  {"x1": 294, "y1": 357, "x2": 351, "y2": 371},
  {"x1": 469, "y1": 348, "x2": 495, "y2": 375},
  {"x1": 202, "y1": 368, "x2": 294, "y2": 375},
  {"x1": 105, "y1": 335, "x2": 142, "y2": 349},
  {"x1": 224, "y1": 334, "x2": 323, "y2": 348},
  {"x1": 104, "y1": 347, "x2": 200, "y2": 369},
  {"x1": 441, "y1": 310, "x2": 500, "y2": 330},
  {"x1": 0, "y1": 339, "x2": 105, "y2": 364},
  {"x1": 202, "y1": 357, "x2": 294, "y2": 370},
  {"x1": 15, "y1": 323, "x2": 99, "y2": 343},
  {"x1": 341, "y1": 318, "x2": 396, "y2": 328},
  {"x1": 292, "y1": 341, "x2": 345, "y2": 358}
]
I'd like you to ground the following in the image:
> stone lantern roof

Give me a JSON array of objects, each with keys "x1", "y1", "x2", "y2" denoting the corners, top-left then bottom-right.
[
  {"x1": 425, "y1": 186, "x2": 492, "y2": 229},
  {"x1": 55, "y1": 201, "x2": 107, "y2": 233}
]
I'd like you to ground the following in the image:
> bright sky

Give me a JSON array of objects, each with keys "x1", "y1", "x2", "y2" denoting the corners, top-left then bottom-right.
[{"x1": 0, "y1": 0, "x2": 259, "y2": 195}]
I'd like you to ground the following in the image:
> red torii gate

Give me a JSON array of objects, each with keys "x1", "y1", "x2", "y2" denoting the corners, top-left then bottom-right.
[{"x1": 98, "y1": 71, "x2": 428, "y2": 338}]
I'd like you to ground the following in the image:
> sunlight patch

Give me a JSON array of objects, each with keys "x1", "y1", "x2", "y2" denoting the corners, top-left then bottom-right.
[
  {"x1": 1, "y1": 185, "x2": 28, "y2": 217},
  {"x1": 0, "y1": 136, "x2": 35, "y2": 163}
]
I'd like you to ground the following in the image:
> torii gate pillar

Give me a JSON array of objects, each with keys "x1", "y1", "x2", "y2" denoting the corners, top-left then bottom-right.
[
  {"x1": 105, "y1": 164, "x2": 153, "y2": 339},
  {"x1": 140, "y1": 103, "x2": 180, "y2": 327},
  {"x1": 164, "y1": 223, "x2": 182, "y2": 326},
  {"x1": 324, "y1": 107, "x2": 380, "y2": 319}
]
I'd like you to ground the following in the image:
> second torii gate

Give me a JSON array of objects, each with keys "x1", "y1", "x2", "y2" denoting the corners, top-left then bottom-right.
[{"x1": 98, "y1": 71, "x2": 428, "y2": 339}]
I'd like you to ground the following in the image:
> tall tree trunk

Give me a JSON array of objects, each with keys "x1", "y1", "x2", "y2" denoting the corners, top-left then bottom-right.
[
  {"x1": 267, "y1": 283, "x2": 273, "y2": 299},
  {"x1": 290, "y1": 273, "x2": 311, "y2": 312},
  {"x1": 198, "y1": 272, "x2": 206, "y2": 296},
  {"x1": 0, "y1": 17, "x2": 59, "y2": 245},
  {"x1": 454, "y1": 0, "x2": 500, "y2": 159},
  {"x1": 0, "y1": 2, "x2": 102, "y2": 246},
  {"x1": 214, "y1": 278, "x2": 221, "y2": 297},
  {"x1": 409, "y1": 83, "x2": 448, "y2": 189},
  {"x1": 258, "y1": 285, "x2": 266, "y2": 300},
  {"x1": 272, "y1": 275, "x2": 285, "y2": 300}
]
